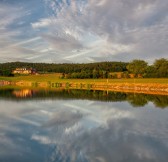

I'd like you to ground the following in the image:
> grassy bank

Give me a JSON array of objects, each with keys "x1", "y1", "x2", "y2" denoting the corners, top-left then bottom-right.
[{"x1": 0, "y1": 73, "x2": 168, "y2": 83}]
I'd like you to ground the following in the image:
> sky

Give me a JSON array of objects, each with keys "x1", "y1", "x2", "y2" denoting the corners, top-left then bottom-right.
[{"x1": 0, "y1": 0, "x2": 168, "y2": 63}]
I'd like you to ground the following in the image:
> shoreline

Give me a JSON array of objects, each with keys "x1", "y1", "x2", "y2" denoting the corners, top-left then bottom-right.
[{"x1": 1, "y1": 79, "x2": 168, "y2": 95}]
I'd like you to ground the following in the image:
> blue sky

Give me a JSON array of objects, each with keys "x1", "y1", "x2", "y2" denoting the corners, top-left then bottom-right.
[{"x1": 0, "y1": 0, "x2": 168, "y2": 63}]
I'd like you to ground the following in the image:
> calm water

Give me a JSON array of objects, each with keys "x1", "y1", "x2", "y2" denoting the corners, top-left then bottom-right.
[{"x1": 0, "y1": 89, "x2": 168, "y2": 162}]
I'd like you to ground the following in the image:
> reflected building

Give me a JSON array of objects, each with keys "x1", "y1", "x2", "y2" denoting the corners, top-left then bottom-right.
[{"x1": 13, "y1": 89, "x2": 33, "y2": 98}]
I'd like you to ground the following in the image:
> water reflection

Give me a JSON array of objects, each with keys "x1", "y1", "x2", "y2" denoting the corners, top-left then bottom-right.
[
  {"x1": 13, "y1": 89, "x2": 33, "y2": 98},
  {"x1": 0, "y1": 89, "x2": 168, "y2": 162},
  {"x1": 0, "y1": 88, "x2": 168, "y2": 108}
]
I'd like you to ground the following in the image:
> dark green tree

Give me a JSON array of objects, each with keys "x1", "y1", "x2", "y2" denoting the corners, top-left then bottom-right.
[
  {"x1": 153, "y1": 58, "x2": 168, "y2": 77},
  {"x1": 126, "y1": 59, "x2": 148, "y2": 77},
  {"x1": 145, "y1": 65, "x2": 156, "y2": 78},
  {"x1": 92, "y1": 69, "x2": 99, "y2": 78}
]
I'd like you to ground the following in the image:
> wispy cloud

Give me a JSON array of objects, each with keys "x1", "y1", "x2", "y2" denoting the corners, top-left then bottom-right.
[
  {"x1": 0, "y1": 0, "x2": 168, "y2": 63},
  {"x1": 37, "y1": 0, "x2": 168, "y2": 62},
  {"x1": 31, "y1": 18, "x2": 52, "y2": 29},
  {"x1": 9, "y1": 37, "x2": 41, "y2": 47}
]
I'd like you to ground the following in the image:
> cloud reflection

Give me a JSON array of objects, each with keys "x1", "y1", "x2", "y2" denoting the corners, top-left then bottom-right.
[{"x1": 0, "y1": 99, "x2": 168, "y2": 162}]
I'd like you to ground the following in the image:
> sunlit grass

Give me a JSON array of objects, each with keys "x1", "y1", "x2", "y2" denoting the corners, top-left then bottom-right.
[{"x1": 0, "y1": 73, "x2": 168, "y2": 84}]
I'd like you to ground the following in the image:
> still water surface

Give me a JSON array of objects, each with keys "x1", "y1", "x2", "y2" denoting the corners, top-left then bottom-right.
[{"x1": 0, "y1": 89, "x2": 168, "y2": 162}]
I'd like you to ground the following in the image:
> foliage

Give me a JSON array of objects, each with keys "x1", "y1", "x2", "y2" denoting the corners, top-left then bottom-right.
[
  {"x1": 0, "y1": 61, "x2": 127, "y2": 73},
  {"x1": 126, "y1": 59, "x2": 148, "y2": 77},
  {"x1": 0, "y1": 69, "x2": 13, "y2": 77},
  {"x1": 0, "y1": 58, "x2": 168, "y2": 78},
  {"x1": 153, "y1": 58, "x2": 168, "y2": 78},
  {"x1": 145, "y1": 65, "x2": 156, "y2": 78}
]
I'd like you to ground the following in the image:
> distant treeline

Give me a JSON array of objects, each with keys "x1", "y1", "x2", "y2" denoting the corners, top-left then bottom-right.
[
  {"x1": 0, "y1": 61, "x2": 128, "y2": 77},
  {"x1": 0, "y1": 58, "x2": 168, "y2": 78}
]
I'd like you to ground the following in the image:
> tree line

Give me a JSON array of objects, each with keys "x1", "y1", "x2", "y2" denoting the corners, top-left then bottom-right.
[
  {"x1": 0, "y1": 58, "x2": 167, "y2": 78},
  {"x1": 0, "y1": 61, "x2": 128, "y2": 77},
  {"x1": 126, "y1": 58, "x2": 168, "y2": 78}
]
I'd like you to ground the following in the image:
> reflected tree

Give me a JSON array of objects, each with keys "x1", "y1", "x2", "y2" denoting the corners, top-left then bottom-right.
[
  {"x1": 127, "y1": 94, "x2": 148, "y2": 107},
  {"x1": 0, "y1": 88, "x2": 167, "y2": 108}
]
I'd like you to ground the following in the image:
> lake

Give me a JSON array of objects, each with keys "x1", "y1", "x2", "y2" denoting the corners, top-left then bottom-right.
[{"x1": 0, "y1": 88, "x2": 168, "y2": 162}]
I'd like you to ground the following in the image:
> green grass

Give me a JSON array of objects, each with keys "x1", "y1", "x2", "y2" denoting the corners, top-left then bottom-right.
[
  {"x1": 0, "y1": 74, "x2": 168, "y2": 84},
  {"x1": 0, "y1": 73, "x2": 61, "y2": 82}
]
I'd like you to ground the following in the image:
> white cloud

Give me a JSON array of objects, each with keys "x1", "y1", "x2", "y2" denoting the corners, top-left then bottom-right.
[
  {"x1": 0, "y1": 6, "x2": 21, "y2": 27},
  {"x1": 41, "y1": 0, "x2": 168, "y2": 62},
  {"x1": 9, "y1": 37, "x2": 41, "y2": 47},
  {"x1": 42, "y1": 33, "x2": 84, "y2": 52},
  {"x1": 31, "y1": 18, "x2": 52, "y2": 29},
  {"x1": 0, "y1": 0, "x2": 168, "y2": 63},
  {"x1": 31, "y1": 134, "x2": 52, "y2": 145},
  {"x1": 0, "y1": 3, "x2": 42, "y2": 62}
]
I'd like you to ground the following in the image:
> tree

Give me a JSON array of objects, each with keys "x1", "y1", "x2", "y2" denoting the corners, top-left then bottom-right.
[
  {"x1": 102, "y1": 70, "x2": 108, "y2": 79},
  {"x1": 126, "y1": 59, "x2": 148, "y2": 77},
  {"x1": 153, "y1": 58, "x2": 168, "y2": 77},
  {"x1": 145, "y1": 65, "x2": 156, "y2": 78},
  {"x1": 92, "y1": 69, "x2": 99, "y2": 79}
]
